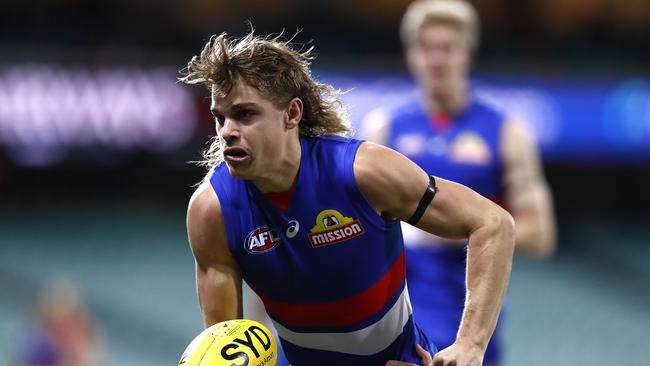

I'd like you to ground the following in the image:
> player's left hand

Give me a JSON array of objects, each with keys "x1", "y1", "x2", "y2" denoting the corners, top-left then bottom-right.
[
  {"x1": 386, "y1": 344, "x2": 433, "y2": 366},
  {"x1": 430, "y1": 341, "x2": 484, "y2": 366}
]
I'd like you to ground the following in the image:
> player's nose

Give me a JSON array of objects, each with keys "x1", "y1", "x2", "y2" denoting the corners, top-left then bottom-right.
[{"x1": 220, "y1": 118, "x2": 240, "y2": 142}]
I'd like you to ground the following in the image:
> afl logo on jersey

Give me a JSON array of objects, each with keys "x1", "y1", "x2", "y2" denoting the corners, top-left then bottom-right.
[
  {"x1": 245, "y1": 226, "x2": 280, "y2": 254},
  {"x1": 308, "y1": 209, "x2": 365, "y2": 248}
]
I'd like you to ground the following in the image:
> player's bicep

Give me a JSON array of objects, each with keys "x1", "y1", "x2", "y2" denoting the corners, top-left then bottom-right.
[
  {"x1": 414, "y1": 177, "x2": 498, "y2": 240},
  {"x1": 354, "y1": 142, "x2": 502, "y2": 241},
  {"x1": 354, "y1": 142, "x2": 429, "y2": 220},
  {"x1": 187, "y1": 184, "x2": 243, "y2": 326}
]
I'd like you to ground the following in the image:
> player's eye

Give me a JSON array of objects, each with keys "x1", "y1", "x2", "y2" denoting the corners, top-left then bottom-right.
[
  {"x1": 235, "y1": 110, "x2": 255, "y2": 120},
  {"x1": 213, "y1": 114, "x2": 225, "y2": 126}
]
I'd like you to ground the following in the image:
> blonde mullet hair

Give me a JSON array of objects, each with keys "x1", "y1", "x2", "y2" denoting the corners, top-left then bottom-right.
[{"x1": 179, "y1": 29, "x2": 351, "y2": 171}]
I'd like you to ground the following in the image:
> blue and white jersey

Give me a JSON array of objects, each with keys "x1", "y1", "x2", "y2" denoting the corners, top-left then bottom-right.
[
  {"x1": 210, "y1": 135, "x2": 435, "y2": 366},
  {"x1": 386, "y1": 94, "x2": 507, "y2": 364}
]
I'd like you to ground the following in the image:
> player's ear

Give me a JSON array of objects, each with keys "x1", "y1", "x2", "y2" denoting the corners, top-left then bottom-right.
[{"x1": 285, "y1": 97, "x2": 303, "y2": 130}]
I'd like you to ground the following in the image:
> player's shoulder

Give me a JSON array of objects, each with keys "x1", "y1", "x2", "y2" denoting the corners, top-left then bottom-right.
[
  {"x1": 353, "y1": 140, "x2": 428, "y2": 218},
  {"x1": 500, "y1": 117, "x2": 535, "y2": 151},
  {"x1": 353, "y1": 141, "x2": 403, "y2": 181},
  {"x1": 187, "y1": 181, "x2": 232, "y2": 258},
  {"x1": 187, "y1": 181, "x2": 223, "y2": 233},
  {"x1": 187, "y1": 181, "x2": 235, "y2": 264}
]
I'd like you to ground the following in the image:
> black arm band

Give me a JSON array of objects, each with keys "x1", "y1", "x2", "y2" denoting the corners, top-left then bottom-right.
[{"x1": 406, "y1": 175, "x2": 438, "y2": 226}]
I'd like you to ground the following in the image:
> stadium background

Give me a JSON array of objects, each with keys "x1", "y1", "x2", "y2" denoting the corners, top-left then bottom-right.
[{"x1": 1, "y1": 0, "x2": 649, "y2": 365}]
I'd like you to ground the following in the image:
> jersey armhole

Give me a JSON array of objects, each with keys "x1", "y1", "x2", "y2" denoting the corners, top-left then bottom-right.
[{"x1": 209, "y1": 167, "x2": 241, "y2": 256}]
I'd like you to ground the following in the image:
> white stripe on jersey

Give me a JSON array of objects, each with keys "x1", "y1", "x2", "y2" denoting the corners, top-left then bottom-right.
[{"x1": 272, "y1": 285, "x2": 413, "y2": 355}]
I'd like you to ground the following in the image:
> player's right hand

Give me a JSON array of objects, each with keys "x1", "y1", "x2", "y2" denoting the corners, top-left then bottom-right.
[{"x1": 431, "y1": 341, "x2": 484, "y2": 366}]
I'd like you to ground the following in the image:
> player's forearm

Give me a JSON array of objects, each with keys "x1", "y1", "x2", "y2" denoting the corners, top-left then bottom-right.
[
  {"x1": 196, "y1": 266, "x2": 243, "y2": 327},
  {"x1": 198, "y1": 295, "x2": 243, "y2": 328},
  {"x1": 456, "y1": 207, "x2": 515, "y2": 351}
]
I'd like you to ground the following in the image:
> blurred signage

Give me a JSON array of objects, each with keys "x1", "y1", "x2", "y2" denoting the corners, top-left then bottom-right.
[
  {"x1": 0, "y1": 65, "x2": 197, "y2": 166},
  {"x1": 1, "y1": 65, "x2": 648, "y2": 165},
  {"x1": 327, "y1": 73, "x2": 650, "y2": 162}
]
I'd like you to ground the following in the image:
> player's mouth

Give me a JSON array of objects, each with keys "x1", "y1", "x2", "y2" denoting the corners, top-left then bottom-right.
[{"x1": 223, "y1": 146, "x2": 252, "y2": 167}]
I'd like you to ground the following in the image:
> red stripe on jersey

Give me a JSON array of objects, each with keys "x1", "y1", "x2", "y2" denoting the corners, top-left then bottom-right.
[{"x1": 253, "y1": 250, "x2": 406, "y2": 328}]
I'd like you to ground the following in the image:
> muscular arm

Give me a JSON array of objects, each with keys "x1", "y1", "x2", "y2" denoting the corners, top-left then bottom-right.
[
  {"x1": 354, "y1": 142, "x2": 515, "y2": 356},
  {"x1": 362, "y1": 109, "x2": 557, "y2": 258},
  {"x1": 501, "y1": 120, "x2": 557, "y2": 258},
  {"x1": 187, "y1": 183, "x2": 243, "y2": 327}
]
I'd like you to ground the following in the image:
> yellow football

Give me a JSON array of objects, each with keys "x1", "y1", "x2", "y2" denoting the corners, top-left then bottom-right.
[{"x1": 179, "y1": 319, "x2": 277, "y2": 366}]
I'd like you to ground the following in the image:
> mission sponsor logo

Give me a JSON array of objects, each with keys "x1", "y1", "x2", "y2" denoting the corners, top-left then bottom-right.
[
  {"x1": 245, "y1": 226, "x2": 280, "y2": 254},
  {"x1": 308, "y1": 209, "x2": 365, "y2": 248}
]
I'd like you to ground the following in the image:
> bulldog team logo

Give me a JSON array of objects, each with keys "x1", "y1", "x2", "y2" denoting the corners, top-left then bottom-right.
[
  {"x1": 308, "y1": 209, "x2": 365, "y2": 248},
  {"x1": 245, "y1": 226, "x2": 280, "y2": 254},
  {"x1": 449, "y1": 132, "x2": 492, "y2": 165}
]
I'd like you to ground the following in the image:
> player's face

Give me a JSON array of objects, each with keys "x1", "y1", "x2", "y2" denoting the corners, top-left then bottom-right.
[
  {"x1": 407, "y1": 24, "x2": 471, "y2": 95},
  {"x1": 210, "y1": 83, "x2": 292, "y2": 180}
]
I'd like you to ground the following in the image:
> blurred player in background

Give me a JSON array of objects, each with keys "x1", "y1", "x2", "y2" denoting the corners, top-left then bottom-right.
[
  {"x1": 18, "y1": 278, "x2": 102, "y2": 366},
  {"x1": 181, "y1": 30, "x2": 515, "y2": 365},
  {"x1": 362, "y1": 1, "x2": 556, "y2": 365}
]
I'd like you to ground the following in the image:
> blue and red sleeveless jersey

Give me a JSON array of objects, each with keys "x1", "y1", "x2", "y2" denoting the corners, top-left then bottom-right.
[
  {"x1": 209, "y1": 135, "x2": 435, "y2": 366},
  {"x1": 386, "y1": 95, "x2": 506, "y2": 364}
]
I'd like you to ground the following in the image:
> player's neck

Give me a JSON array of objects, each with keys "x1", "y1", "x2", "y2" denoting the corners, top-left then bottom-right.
[
  {"x1": 424, "y1": 84, "x2": 467, "y2": 117},
  {"x1": 252, "y1": 138, "x2": 301, "y2": 193}
]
